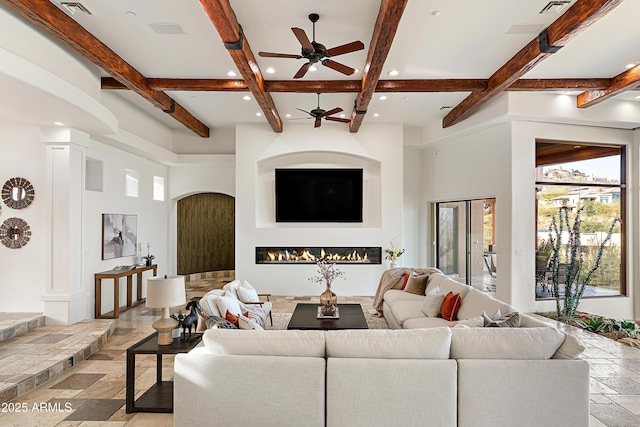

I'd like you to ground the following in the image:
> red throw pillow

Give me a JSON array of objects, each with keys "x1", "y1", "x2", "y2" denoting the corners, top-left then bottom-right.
[
  {"x1": 225, "y1": 310, "x2": 249, "y2": 327},
  {"x1": 440, "y1": 292, "x2": 462, "y2": 321},
  {"x1": 400, "y1": 273, "x2": 410, "y2": 290}
]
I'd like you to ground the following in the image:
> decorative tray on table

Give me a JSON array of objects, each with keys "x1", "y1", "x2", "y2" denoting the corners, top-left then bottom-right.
[{"x1": 317, "y1": 307, "x2": 340, "y2": 319}]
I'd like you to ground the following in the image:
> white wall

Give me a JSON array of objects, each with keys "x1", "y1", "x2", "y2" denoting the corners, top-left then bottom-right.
[
  {"x1": 235, "y1": 123, "x2": 404, "y2": 296},
  {"x1": 0, "y1": 118, "x2": 47, "y2": 312},
  {"x1": 422, "y1": 120, "x2": 636, "y2": 318},
  {"x1": 402, "y1": 126, "x2": 423, "y2": 268},
  {"x1": 422, "y1": 124, "x2": 513, "y2": 303},
  {"x1": 83, "y1": 139, "x2": 170, "y2": 317}
]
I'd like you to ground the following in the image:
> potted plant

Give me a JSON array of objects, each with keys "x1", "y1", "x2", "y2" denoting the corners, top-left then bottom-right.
[
  {"x1": 385, "y1": 239, "x2": 405, "y2": 269},
  {"x1": 143, "y1": 254, "x2": 155, "y2": 266},
  {"x1": 170, "y1": 311, "x2": 185, "y2": 338}
]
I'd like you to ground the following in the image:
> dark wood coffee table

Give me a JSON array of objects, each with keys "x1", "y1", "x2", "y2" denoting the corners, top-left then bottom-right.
[{"x1": 287, "y1": 303, "x2": 368, "y2": 330}]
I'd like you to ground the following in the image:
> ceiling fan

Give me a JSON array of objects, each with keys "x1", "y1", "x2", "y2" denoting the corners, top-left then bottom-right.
[
  {"x1": 295, "y1": 93, "x2": 351, "y2": 128},
  {"x1": 258, "y1": 13, "x2": 364, "y2": 79}
]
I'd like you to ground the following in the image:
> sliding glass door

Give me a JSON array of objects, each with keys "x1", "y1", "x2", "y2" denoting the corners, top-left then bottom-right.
[{"x1": 436, "y1": 199, "x2": 496, "y2": 292}]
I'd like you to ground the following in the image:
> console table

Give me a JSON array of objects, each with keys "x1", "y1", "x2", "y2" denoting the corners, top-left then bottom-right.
[{"x1": 94, "y1": 264, "x2": 157, "y2": 319}]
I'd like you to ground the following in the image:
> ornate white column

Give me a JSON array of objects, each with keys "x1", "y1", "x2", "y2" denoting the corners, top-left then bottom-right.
[{"x1": 41, "y1": 127, "x2": 89, "y2": 325}]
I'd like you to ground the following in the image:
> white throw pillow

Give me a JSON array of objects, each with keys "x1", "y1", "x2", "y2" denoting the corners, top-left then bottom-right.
[
  {"x1": 216, "y1": 291, "x2": 243, "y2": 318},
  {"x1": 421, "y1": 291, "x2": 445, "y2": 317},
  {"x1": 222, "y1": 279, "x2": 241, "y2": 300},
  {"x1": 238, "y1": 314, "x2": 264, "y2": 330},
  {"x1": 199, "y1": 289, "x2": 225, "y2": 318},
  {"x1": 236, "y1": 280, "x2": 260, "y2": 303}
]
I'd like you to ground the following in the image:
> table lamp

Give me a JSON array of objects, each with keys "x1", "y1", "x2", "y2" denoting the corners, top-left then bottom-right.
[{"x1": 146, "y1": 275, "x2": 186, "y2": 345}]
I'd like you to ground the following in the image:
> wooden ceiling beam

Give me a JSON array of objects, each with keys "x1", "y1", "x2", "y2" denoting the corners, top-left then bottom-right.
[
  {"x1": 577, "y1": 66, "x2": 640, "y2": 108},
  {"x1": 509, "y1": 78, "x2": 611, "y2": 91},
  {"x1": 350, "y1": 0, "x2": 409, "y2": 132},
  {"x1": 443, "y1": 0, "x2": 623, "y2": 128},
  {"x1": 2, "y1": 0, "x2": 210, "y2": 137},
  {"x1": 198, "y1": 0, "x2": 282, "y2": 132}
]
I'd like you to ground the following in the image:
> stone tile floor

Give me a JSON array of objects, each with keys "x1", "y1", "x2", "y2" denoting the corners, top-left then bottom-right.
[{"x1": 0, "y1": 296, "x2": 639, "y2": 426}]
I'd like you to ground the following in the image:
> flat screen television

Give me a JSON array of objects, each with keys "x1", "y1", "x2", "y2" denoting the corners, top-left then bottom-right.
[{"x1": 275, "y1": 168, "x2": 363, "y2": 222}]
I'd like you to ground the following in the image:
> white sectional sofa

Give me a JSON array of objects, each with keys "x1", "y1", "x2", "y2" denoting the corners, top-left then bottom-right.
[{"x1": 174, "y1": 325, "x2": 589, "y2": 426}]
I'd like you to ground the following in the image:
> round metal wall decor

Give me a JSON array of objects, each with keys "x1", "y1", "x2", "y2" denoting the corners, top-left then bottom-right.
[
  {"x1": 0, "y1": 217, "x2": 31, "y2": 249},
  {"x1": 2, "y1": 177, "x2": 35, "y2": 209}
]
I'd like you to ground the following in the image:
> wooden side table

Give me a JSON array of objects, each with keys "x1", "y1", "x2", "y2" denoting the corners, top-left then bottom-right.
[
  {"x1": 94, "y1": 264, "x2": 157, "y2": 319},
  {"x1": 126, "y1": 332, "x2": 203, "y2": 413}
]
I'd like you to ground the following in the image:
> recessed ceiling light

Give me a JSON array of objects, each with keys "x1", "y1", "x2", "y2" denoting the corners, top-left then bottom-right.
[
  {"x1": 243, "y1": 95, "x2": 251, "y2": 101},
  {"x1": 379, "y1": 95, "x2": 387, "y2": 100},
  {"x1": 353, "y1": 68, "x2": 360, "y2": 73},
  {"x1": 625, "y1": 63, "x2": 636, "y2": 69},
  {"x1": 373, "y1": 113, "x2": 380, "y2": 117},
  {"x1": 54, "y1": 121, "x2": 64, "y2": 126},
  {"x1": 388, "y1": 70, "x2": 399, "y2": 76},
  {"x1": 256, "y1": 112, "x2": 262, "y2": 117},
  {"x1": 227, "y1": 71, "x2": 237, "y2": 77},
  {"x1": 635, "y1": 95, "x2": 640, "y2": 99},
  {"x1": 309, "y1": 66, "x2": 318, "y2": 72},
  {"x1": 340, "y1": 114, "x2": 346, "y2": 118},
  {"x1": 285, "y1": 114, "x2": 291, "y2": 118},
  {"x1": 266, "y1": 67, "x2": 275, "y2": 74}
]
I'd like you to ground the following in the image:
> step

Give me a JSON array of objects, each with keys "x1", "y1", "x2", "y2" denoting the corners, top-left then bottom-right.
[
  {"x1": 0, "y1": 318, "x2": 115, "y2": 404},
  {"x1": 0, "y1": 313, "x2": 45, "y2": 343}
]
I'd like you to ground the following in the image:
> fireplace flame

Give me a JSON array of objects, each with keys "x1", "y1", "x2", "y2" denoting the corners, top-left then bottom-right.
[{"x1": 264, "y1": 248, "x2": 372, "y2": 263}]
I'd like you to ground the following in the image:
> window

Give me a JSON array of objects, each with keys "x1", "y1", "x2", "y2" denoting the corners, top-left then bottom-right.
[
  {"x1": 535, "y1": 141, "x2": 625, "y2": 299},
  {"x1": 153, "y1": 176, "x2": 165, "y2": 201},
  {"x1": 125, "y1": 169, "x2": 139, "y2": 198}
]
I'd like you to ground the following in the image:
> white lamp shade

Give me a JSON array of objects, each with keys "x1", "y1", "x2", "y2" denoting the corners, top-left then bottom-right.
[{"x1": 146, "y1": 275, "x2": 186, "y2": 308}]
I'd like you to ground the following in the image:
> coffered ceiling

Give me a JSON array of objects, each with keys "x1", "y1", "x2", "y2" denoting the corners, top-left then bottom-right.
[{"x1": 2, "y1": 0, "x2": 640, "y2": 138}]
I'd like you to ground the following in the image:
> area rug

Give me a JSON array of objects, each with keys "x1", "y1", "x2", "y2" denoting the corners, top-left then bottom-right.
[{"x1": 265, "y1": 308, "x2": 389, "y2": 330}]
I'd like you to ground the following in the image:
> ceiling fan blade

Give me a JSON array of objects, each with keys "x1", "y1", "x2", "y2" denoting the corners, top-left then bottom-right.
[
  {"x1": 291, "y1": 27, "x2": 314, "y2": 51},
  {"x1": 325, "y1": 116, "x2": 351, "y2": 124},
  {"x1": 323, "y1": 107, "x2": 343, "y2": 117},
  {"x1": 322, "y1": 59, "x2": 355, "y2": 76},
  {"x1": 293, "y1": 63, "x2": 311, "y2": 79},
  {"x1": 326, "y1": 41, "x2": 365, "y2": 57},
  {"x1": 295, "y1": 108, "x2": 313, "y2": 116},
  {"x1": 314, "y1": 117, "x2": 322, "y2": 128},
  {"x1": 258, "y1": 52, "x2": 302, "y2": 59}
]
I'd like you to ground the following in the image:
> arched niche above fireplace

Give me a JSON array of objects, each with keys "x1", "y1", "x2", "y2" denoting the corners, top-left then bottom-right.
[{"x1": 256, "y1": 151, "x2": 381, "y2": 228}]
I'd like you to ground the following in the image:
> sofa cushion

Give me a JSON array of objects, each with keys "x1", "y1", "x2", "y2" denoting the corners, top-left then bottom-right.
[
  {"x1": 326, "y1": 328, "x2": 452, "y2": 359},
  {"x1": 221, "y1": 279, "x2": 241, "y2": 299},
  {"x1": 216, "y1": 291, "x2": 243, "y2": 318},
  {"x1": 422, "y1": 291, "x2": 445, "y2": 317},
  {"x1": 403, "y1": 316, "x2": 451, "y2": 329},
  {"x1": 383, "y1": 289, "x2": 425, "y2": 304},
  {"x1": 386, "y1": 300, "x2": 426, "y2": 327},
  {"x1": 203, "y1": 329, "x2": 326, "y2": 357},
  {"x1": 441, "y1": 292, "x2": 462, "y2": 321},
  {"x1": 403, "y1": 274, "x2": 429, "y2": 295},
  {"x1": 456, "y1": 288, "x2": 514, "y2": 320},
  {"x1": 520, "y1": 313, "x2": 585, "y2": 359},
  {"x1": 454, "y1": 316, "x2": 485, "y2": 328},
  {"x1": 425, "y1": 273, "x2": 472, "y2": 299},
  {"x1": 450, "y1": 327, "x2": 565, "y2": 360},
  {"x1": 238, "y1": 314, "x2": 263, "y2": 330}
]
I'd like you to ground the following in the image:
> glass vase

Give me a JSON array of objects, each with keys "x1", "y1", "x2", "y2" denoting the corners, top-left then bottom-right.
[{"x1": 320, "y1": 284, "x2": 337, "y2": 316}]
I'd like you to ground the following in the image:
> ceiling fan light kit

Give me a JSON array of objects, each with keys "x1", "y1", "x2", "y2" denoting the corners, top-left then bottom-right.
[{"x1": 258, "y1": 13, "x2": 364, "y2": 79}]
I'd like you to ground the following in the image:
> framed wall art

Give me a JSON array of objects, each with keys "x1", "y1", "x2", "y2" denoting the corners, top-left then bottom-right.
[{"x1": 102, "y1": 214, "x2": 137, "y2": 260}]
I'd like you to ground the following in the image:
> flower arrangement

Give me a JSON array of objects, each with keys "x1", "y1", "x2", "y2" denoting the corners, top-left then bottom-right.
[
  {"x1": 308, "y1": 260, "x2": 346, "y2": 288},
  {"x1": 384, "y1": 240, "x2": 405, "y2": 261}
]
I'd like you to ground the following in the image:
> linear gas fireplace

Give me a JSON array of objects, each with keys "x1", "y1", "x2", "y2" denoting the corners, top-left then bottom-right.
[{"x1": 256, "y1": 247, "x2": 381, "y2": 264}]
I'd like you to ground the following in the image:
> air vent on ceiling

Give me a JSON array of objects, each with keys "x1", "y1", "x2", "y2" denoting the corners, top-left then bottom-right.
[
  {"x1": 540, "y1": 1, "x2": 571, "y2": 14},
  {"x1": 57, "y1": 1, "x2": 94, "y2": 15},
  {"x1": 149, "y1": 23, "x2": 186, "y2": 35}
]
